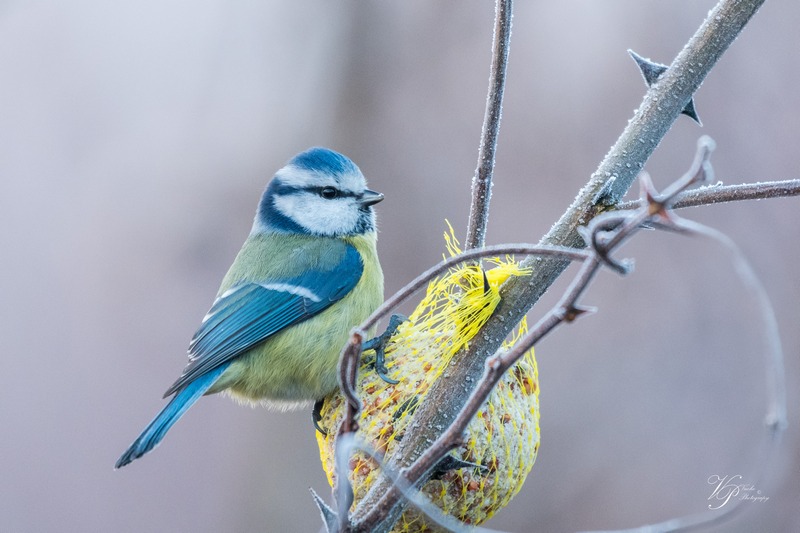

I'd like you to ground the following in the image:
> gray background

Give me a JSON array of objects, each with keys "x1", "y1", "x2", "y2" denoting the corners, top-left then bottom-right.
[{"x1": 1, "y1": 1, "x2": 797, "y2": 532}]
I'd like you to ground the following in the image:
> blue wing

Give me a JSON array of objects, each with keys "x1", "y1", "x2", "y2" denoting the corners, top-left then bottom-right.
[
  {"x1": 162, "y1": 243, "x2": 364, "y2": 397},
  {"x1": 116, "y1": 243, "x2": 363, "y2": 468}
]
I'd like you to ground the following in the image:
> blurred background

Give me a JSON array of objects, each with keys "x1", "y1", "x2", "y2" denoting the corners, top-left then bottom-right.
[{"x1": 1, "y1": 1, "x2": 798, "y2": 531}]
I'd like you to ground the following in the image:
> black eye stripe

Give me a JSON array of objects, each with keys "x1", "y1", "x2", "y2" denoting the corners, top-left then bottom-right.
[{"x1": 307, "y1": 186, "x2": 358, "y2": 198}]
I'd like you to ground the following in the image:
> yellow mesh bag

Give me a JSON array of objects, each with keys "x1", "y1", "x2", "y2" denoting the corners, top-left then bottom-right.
[{"x1": 316, "y1": 226, "x2": 540, "y2": 531}]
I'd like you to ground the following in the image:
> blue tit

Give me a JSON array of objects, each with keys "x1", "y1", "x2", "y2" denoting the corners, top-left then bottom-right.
[{"x1": 116, "y1": 147, "x2": 384, "y2": 468}]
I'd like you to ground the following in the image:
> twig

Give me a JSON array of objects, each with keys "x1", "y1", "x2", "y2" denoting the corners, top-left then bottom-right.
[
  {"x1": 347, "y1": 3, "x2": 771, "y2": 528},
  {"x1": 359, "y1": 244, "x2": 589, "y2": 334},
  {"x1": 616, "y1": 178, "x2": 800, "y2": 211},
  {"x1": 334, "y1": 334, "x2": 363, "y2": 532},
  {"x1": 363, "y1": 139, "x2": 717, "y2": 529},
  {"x1": 578, "y1": 214, "x2": 787, "y2": 533},
  {"x1": 465, "y1": 0, "x2": 513, "y2": 250}
]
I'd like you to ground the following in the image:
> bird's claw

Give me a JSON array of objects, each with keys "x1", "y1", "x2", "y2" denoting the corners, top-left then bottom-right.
[
  {"x1": 312, "y1": 398, "x2": 327, "y2": 435},
  {"x1": 363, "y1": 314, "x2": 407, "y2": 385}
]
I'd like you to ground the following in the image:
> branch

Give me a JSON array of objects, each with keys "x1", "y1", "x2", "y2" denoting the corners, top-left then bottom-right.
[
  {"x1": 465, "y1": 0, "x2": 513, "y2": 250},
  {"x1": 616, "y1": 178, "x2": 800, "y2": 210},
  {"x1": 577, "y1": 213, "x2": 788, "y2": 533},
  {"x1": 340, "y1": 138, "x2": 791, "y2": 533},
  {"x1": 362, "y1": 138, "x2": 717, "y2": 530},
  {"x1": 347, "y1": 0, "x2": 769, "y2": 529},
  {"x1": 359, "y1": 244, "x2": 589, "y2": 334}
]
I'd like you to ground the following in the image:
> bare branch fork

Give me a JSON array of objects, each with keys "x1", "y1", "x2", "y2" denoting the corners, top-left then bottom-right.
[
  {"x1": 333, "y1": 137, "x2": 740, "y2": 533},
  {"x1": 319, "y1": 0, "x2": 795, "y2": 531},
  {"x1": 340, "y1": 3, "x2": 775, "y2": 529},
  {"x1": 398, "y1": 139, "x2": 721, "y2": 501}
]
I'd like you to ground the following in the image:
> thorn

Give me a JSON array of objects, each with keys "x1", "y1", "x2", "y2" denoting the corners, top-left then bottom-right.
[
  {"x1": 628, "y1": 49, "x2": 701, "y2": 124},
  {"x1": 592, "y1": 176, "x2": 618, "y2": 206},
  {"x1": 482, "y1": 269, "x2": 491, "y2": 294},
  {"x1": 431, "y1": 454, "x2": 490, "y2": 480},
  {"x1": 309, "y1": 488, "x2": 338, "y2": 532},
  {"x1": 562, "y1": 304, "x2": 597, "y2": 322},
  {"x1": 629, "y1": 50, "x2": 665, "y2": 85},
  {"x1": 682, "y1": 98, "x2": 702, "y2": 125},
  {"x1": 393, "y1": 395, "x2": 420, "y2": 422}
]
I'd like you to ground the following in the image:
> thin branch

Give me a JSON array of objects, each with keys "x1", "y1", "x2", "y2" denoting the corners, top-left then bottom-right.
[
  {"x1": 359, "y1": 244, "x2": 589, "y2": 334},
  {"x1": 579, "y1": 218, "x2": 787, "y2": 533},
  {"x1": 334, "y1": 333, "x2": 366, "y2": 533},
  {"x1": 465, "y1": 0, "x2": 513, "y2": 250},
  {"x1": 347, "y1": 3, "x2": 770, "y2": 528},
  {"x1": 616, "y1": 178, "x2": 800, "y2": 211}
]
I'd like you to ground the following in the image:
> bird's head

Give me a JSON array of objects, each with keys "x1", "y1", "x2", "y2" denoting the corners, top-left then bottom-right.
[{"x1": 253, "y1": 147, "x2": 383, "y2": 237}]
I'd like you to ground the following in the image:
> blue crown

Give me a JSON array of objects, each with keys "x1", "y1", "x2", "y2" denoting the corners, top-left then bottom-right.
[{"x1": 289, "y1": 147, "x2": 358, "y2": 176}]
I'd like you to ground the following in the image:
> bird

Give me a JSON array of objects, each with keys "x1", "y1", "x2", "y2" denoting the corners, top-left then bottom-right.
[{"x1": 115, "y1": 147, "x2": 385, "y2": 468}]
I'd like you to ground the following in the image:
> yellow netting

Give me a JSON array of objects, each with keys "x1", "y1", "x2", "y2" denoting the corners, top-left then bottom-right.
[{"x1": 316, "y1": 225, "x2": 540, "y2": 531}]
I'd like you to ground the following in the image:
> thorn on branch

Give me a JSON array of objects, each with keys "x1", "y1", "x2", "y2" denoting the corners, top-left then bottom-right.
[
  {"x1": 561, "y1": 304, "x2": 597, "y2": 323},
  {"x1": 592, "y1": 175, "x2": 618, "y2": 206},
  {"x1": 310, "y1": 488, "x2": 338, "y2": 533},
  {"x1": 393, "y1": 396, "x2": 420, "y2": 422},
  {"x1": 628, "y1": 49, "x2": 702, "y2": 124},
  {"x1": 431, "y1": 454, "x2": 489, "y2": 480}
]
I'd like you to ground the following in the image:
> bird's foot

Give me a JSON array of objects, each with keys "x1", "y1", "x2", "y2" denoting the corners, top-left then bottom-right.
[
  {"x1": 363, "y1": 314, "x2": 407, "y2": 385},
  {"x1": 312, "y1": 398, "x2": 327, "y2": 435}
]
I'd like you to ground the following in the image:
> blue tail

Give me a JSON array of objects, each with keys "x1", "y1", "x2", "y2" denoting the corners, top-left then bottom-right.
[{"x1": 115, "y1": 363, "x2": 230, "y2": 468}]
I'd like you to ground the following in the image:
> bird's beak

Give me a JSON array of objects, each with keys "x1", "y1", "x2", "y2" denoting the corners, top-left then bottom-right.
[{"x1": 359, "y1": 189, "x2": 384, "y2": 207}]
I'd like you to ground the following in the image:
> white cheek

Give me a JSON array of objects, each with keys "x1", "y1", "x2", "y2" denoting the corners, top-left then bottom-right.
[{"x1": 273, "y1": 195, "x2": 359, "y2": 236}]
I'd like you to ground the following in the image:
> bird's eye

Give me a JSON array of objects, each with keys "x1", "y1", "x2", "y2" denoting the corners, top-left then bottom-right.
[{"x1": 320, "y1": 187, "x2": 338, "y2": 199}]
